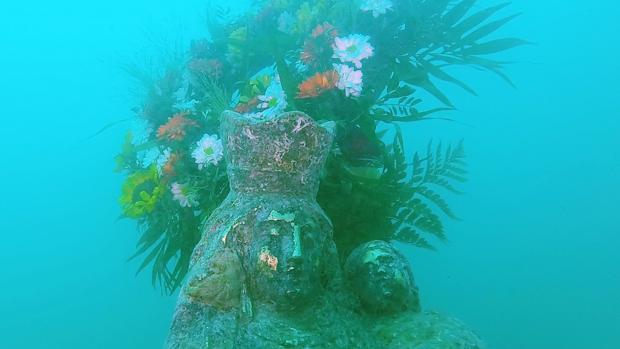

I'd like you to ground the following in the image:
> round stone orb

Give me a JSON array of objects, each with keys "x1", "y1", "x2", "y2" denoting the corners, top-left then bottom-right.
[{"x1": 344, "y1": 240, "x2": 420, "y2": 314}]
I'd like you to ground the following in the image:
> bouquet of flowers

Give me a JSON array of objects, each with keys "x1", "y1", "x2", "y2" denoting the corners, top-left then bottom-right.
[{"x1": 116, "y1": 0, "x2": 523, "y2": 293}]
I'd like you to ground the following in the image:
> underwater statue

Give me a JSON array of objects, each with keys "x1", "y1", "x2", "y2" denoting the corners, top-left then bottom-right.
[{"x1": 165, "y1": 111, "x2": 484, "y2": 349}]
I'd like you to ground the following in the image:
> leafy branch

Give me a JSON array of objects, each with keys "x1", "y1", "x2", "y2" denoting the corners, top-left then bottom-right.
[{"x1": 371, "y1": 0, "x2": 526, "y2": 108}]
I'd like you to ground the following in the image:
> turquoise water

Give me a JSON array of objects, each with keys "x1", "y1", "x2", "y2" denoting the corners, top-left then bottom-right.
[{"x1": 0, "y1": 1, "x2": 618, "y2": 348}]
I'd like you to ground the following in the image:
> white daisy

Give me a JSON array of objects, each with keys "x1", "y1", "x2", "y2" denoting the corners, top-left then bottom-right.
[{"x1": 191, "y1": 134, "x2": 224, "y2": 169}]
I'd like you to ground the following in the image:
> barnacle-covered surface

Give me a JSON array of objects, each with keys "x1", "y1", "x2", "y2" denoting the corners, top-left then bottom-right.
[
  {"x1": 220, "y1": 110, "x2": 333, "y2": 196},
  {"x1": 166, "y1": 111, "x2": 483, "y2": 348}
]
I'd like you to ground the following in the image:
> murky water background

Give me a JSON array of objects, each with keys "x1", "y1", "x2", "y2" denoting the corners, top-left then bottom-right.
[{"x1": 0, "y1": 1, "x2": 618, "y2": 348}]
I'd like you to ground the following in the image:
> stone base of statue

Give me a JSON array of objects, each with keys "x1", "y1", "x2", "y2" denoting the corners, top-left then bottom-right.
[{"x1": 165, "y1": 111, "x2": 484, "y2": 349}]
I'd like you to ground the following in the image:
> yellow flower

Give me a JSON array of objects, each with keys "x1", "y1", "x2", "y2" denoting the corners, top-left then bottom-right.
[{"x1": 119, "y1": 166, "x2": 163, "y2": 218}]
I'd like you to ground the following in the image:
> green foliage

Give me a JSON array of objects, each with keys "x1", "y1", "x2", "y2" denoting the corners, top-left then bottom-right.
[
  {"x1": 393, "y1": 138, "x2": 468, "y2": 247},
  {"x1": 363, "y1": 0, "x2": 525, "y2": 113},
  {"x1": 127, "y1": 164, "x2": 230, "y2": 294},
  {"x1": 318, "y1": 127, "x2": 467, "y2": 257},
  {"x1": 131, "y1": 206, "x2": 201, "y2": 292},
  {"x1": 370, "y1": 83, "x2": 453, "y2": 123}
]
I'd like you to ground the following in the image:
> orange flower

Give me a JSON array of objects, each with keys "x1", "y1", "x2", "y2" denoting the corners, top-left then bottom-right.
[
  {"x1": 163, "y1": 152, "x2": 179, "y2": 176},
  {"x1": 157, "y1": 112, "x2": 198, "y2": 141},
  {"x1": 234, "y1": 97, "x2": 259, "y2": 113},
  {"x1": 297, "y1": 70, "x2": 339, "y2": 99}
]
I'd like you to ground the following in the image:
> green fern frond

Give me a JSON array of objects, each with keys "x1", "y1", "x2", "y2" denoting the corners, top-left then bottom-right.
[
  {"x1": 387, "y1": 134, "x2": 468, "y2": 249},
  {"x1": 384, "y1": 0, "x2": 525, "y2": 107},
  {"x1": 194, "y1": 75, "x2": 230, "y2": 118},
  {"x1": 417, "y1": 187, "x2": 457, "y2": 219}
]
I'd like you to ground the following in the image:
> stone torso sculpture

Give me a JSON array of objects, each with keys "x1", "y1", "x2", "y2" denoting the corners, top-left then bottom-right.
[
  {"x1": 166, "y1": 111, "x2": 484, "y2": 349},
  {"x1": 166, "y1": 111, "x2": 369, "y2": 348}
]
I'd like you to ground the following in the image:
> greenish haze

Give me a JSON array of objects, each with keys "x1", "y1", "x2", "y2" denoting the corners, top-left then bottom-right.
[{"x1": 0, "y1": 1, "x2": 618, "y2": 348}]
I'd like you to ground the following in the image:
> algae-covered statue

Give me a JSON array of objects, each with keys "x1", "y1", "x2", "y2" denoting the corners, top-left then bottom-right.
[
  {"x1": 165, "y1": 111, "x2": 484, "y2": 348},
  {"x1": 115, "y1": 1, "x2": 523, "y2": 348},
  {"x1": 166, "y1": 111, "x2": 361, "y2": 347}
]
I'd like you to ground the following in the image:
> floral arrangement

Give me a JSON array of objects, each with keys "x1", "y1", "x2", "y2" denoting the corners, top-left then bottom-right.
[{"x1": 116, "y1": 0, "x2": 524, "y2": 293}]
